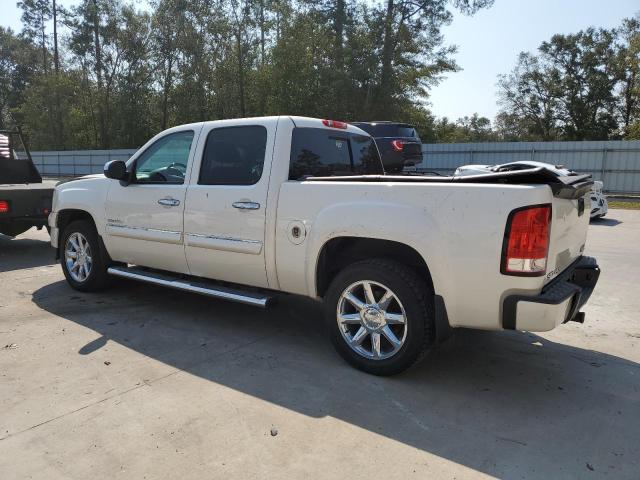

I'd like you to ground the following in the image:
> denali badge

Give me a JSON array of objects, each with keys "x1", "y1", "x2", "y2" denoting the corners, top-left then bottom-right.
[{"x1": 546, "y1": 267, "x2": 560, "y2": 279}]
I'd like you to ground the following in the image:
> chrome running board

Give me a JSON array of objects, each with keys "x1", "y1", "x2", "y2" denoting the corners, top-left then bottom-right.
[{"x1": 107, "y1": 266, "x2": 274, "y2": 308}]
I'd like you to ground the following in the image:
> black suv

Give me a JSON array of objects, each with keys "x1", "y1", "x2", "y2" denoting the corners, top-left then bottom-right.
[{"x1": 350, "y1": 122, "x2": 423, "y2": 173}]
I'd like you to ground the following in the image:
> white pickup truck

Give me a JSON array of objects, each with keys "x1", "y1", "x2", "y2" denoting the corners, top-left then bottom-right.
[{"x1": 49, "y1": 116, "x2": 600, "y2": 375}]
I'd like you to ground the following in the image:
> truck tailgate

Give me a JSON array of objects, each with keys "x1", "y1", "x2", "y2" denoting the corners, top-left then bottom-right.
[{"x1": 545, "y1": 195, "x2": 590, "y2": 284}]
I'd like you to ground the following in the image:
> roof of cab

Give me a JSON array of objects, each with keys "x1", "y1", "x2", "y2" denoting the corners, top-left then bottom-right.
[
  {"x1": 287, "y1": 116, "x2": 369, "y2": 136},
  {"x1": 164, "y1": 116, "x2": 370, "y2": 137}
]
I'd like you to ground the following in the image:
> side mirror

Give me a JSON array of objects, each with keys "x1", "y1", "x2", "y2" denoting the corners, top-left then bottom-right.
[{"x1": 104, "y1": 160, "x2": 127, "y2": 181}]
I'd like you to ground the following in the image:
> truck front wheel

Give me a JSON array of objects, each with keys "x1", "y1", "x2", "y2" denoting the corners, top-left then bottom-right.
[
  {"x1": 60, "y1": 220, "x2": 111, "y2": 292},
  {"x1": 324, "y1": 259, "x2": 435, "y2": 376}
]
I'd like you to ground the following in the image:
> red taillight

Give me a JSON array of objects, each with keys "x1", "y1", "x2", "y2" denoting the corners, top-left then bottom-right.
[
  {"x1": 502, "y1": 205, "x2": 551, "y2": 276},
  {"x1": 391, "y1": 139, "x2": 404, "y2": 152},
  {"x1": 0, "y1": 200, "x2": 9, "y2": 213},
  {"x1": 322, "y1": 119, "x2": 348, "y2": 129}
]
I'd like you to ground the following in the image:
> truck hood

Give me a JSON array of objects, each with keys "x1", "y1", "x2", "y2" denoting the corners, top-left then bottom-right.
[{"x1": 56, "y1": 173, "x2": 106, "y2": 187}]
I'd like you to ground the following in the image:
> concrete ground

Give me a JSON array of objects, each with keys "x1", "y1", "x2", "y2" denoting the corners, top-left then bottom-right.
[{"x1": 1, "y1": 211, "x2": 639, "y2": 480}]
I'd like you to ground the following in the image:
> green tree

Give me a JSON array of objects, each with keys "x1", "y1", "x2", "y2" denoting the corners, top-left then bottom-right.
[
  {"x1": 0, "y1": 27, "x2": 40, "y2": 129},
  {"x1": 429, "y1": 113, "x2": 495, "y2": 142},
  {"x1": 375, "y1": 0, "x2": 493, "y2": 119},
  {"x1": 2, "y1": 0, "x2": 505, "y2": 150},
  {"x1": 616, "y1": 16, "x2": 640, "y2": 134},
  {"x1": 498, "y1": 20, "x2": 640, "y2": 141},
  {"x1": 18, "y1": 0, "x2": 52, "y2": 74},
  {"x1": 497, "y1": 52, "x2": 561, "y2": 140}
]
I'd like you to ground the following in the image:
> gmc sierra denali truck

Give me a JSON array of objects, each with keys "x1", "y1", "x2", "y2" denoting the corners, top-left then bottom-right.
[{"x1": 49, "y1": 116, "x2": 600, "y2": 375}]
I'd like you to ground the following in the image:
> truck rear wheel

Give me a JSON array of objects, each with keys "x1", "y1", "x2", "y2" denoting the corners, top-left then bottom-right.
[
  {"x1": 60, "y1": 220, "x2": 111, "y2": 292},
  {"x1": 324, "y1": 259, "x2": 435, "y2": 376}
]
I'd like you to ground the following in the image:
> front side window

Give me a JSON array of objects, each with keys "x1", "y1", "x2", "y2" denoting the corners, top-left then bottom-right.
[
  {"x1": 199, "y1": 126, "x2": 267, "y2": 185},
  {"x1": 289, "y1": 128, "x2": 384, "y2": 180},
  {"x1": 135, "y1": 130, "x2": 194, "y2": 184}
]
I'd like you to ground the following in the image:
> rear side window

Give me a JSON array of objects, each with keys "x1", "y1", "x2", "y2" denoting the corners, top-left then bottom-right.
[
  {"x1": 289, "y1": 128, "x2": 383, "y2": 180},
  {"x1": 199, "y1": 126, "x2": 267, "y2": 185}
]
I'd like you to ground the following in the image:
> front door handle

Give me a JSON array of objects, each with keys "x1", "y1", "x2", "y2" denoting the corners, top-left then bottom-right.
[
  {"x1": 158, "y1": 197, "x2": 180, "y2": 207},
  {"x1": 232, "y1": 201, "x2": 260, "y2": 210}
]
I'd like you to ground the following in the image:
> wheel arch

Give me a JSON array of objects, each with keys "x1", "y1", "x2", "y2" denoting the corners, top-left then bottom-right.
[
  {"x1": 315, "y1": 237, "x2": 434, "y2": 298},
  {"x1": 315, "y1": 236, "x2": 452, "y2": 342},
  {"x1": 57, "y1": 208, "x2": 97, "y2": 233},
  {"x1": 55, "y1": 209, "x2": 106, "y2": 261}
]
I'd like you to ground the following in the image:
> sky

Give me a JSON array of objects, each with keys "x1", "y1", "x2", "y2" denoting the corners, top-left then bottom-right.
[
  {"x1": 429, "y1": 0, "x2": 639, "y2": 120},
  {"x1": 1, "y1": 0, "x2": 638, "y2": 121}
]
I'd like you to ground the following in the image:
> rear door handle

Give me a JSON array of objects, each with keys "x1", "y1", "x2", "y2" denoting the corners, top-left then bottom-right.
[
  {"x1": 158, "y1": 197, "x2": 180, "y2": 207},
  {"x1": 232, "y1": 201, "x2": 260, "y2": 210}
]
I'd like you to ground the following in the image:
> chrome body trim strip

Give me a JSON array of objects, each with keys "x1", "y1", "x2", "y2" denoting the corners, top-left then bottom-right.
[
  {"x1": 106, "y1": 223, "x2": 183, "y2": 244},
  {"x1": 185, "y1": 232, "x2": 263, "y2": 255}
]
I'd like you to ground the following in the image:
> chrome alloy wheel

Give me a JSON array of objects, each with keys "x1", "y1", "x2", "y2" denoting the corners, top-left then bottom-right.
[
  {"x1": 65, "y1": 232, "x2": 93, "y2": 283},
  {"x1": 336, "y1": 280, "x2": 408, "y2": 360}
]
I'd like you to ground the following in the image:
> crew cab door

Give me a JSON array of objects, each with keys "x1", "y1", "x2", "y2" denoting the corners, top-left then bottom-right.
[
  {"x1": 103, "y1": 128, "x2": 200, "y2": 274},
  {"x1": 183, "y1": 119, "x2": 276, "y2": 288}
]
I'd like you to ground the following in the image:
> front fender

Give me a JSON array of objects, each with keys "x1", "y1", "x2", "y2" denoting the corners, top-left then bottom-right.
[{"x1": 53, "y1": 176, "x2": 110, "y2": 236}]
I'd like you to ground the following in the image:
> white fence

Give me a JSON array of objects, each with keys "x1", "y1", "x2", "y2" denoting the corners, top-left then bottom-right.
[
  {"x1": 32, "y1": 149, "x2": 137, "y2": 177},
  {"x1": 32, "y1": 140, "x2": 640, "y2": 193},
  {"x1": 420, "y1": 140, "x2": 640, "y2": 194}
]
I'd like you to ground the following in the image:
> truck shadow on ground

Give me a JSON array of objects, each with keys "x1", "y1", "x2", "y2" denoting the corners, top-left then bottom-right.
[
  {"x1": 32, "y1": 279, "x2": 639, "y2": 478},
  {"x1": 0, "y1": 231, "x2": 55, "y2": 273}
]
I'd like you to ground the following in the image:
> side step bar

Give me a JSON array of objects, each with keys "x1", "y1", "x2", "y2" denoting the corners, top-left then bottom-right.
[{"x1": 107, "y1": 266, "x2": 274, "y2": 308}]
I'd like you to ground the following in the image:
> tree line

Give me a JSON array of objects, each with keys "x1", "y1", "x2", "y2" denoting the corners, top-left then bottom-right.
[
  {"x1": 0, "y1": 1, "x2": 637, "y2": 151},
  {"x1": 496, "y1": 17, "x2": 640, "y2": 142},
  {"x1": 0, "y1": 0, "x2": 492, "y2": 150},
  {"x1": 427, "y1": 16, "x2": 640, "y2": 143}
]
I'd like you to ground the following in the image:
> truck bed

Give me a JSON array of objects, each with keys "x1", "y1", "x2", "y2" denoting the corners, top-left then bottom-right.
[{"x1": 307, "y1": 167, "x2": 593, "y2": 200}]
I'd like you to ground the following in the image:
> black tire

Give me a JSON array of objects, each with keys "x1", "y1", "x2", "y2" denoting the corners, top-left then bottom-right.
[
  {"x1": 324, "y1": 258, "x2": 435, "y2": 376},
  {"x1": 60, "y1": 220, "x2": 111, "y2": 292}
]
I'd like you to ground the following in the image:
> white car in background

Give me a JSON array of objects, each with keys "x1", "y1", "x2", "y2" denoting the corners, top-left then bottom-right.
[
  {"x1": 589, "y1": 180, "x2": 608, "y2": 218},
  {"x1": 454, "y1": 161, "x2": 608, "y2": 219}
]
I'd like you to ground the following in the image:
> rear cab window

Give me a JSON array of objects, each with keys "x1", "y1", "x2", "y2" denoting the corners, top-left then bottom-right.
[{"x1": 289, "y1": 128, "x2": 384, "y2": 180}]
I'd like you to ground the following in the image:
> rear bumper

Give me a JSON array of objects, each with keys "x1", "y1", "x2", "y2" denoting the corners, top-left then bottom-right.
[
  {"x1": 0, "y1": 215, "x2": 49, "y2": 236},
  {"x1": 502, "y1": 256, "x2": 600, "y2": 332},
  {"x1": 0, "y1": 215, "x2": 48, "y2": 226}
]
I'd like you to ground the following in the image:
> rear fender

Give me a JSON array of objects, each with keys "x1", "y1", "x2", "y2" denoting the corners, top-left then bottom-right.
[{"x1": 305, "y1": 201, "x2": 450, "y2": 301}]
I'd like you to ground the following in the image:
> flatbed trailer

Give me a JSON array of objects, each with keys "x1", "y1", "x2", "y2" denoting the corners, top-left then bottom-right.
[{"x1": 0, "y1": 128, "x2": 54, "y2": 237}]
